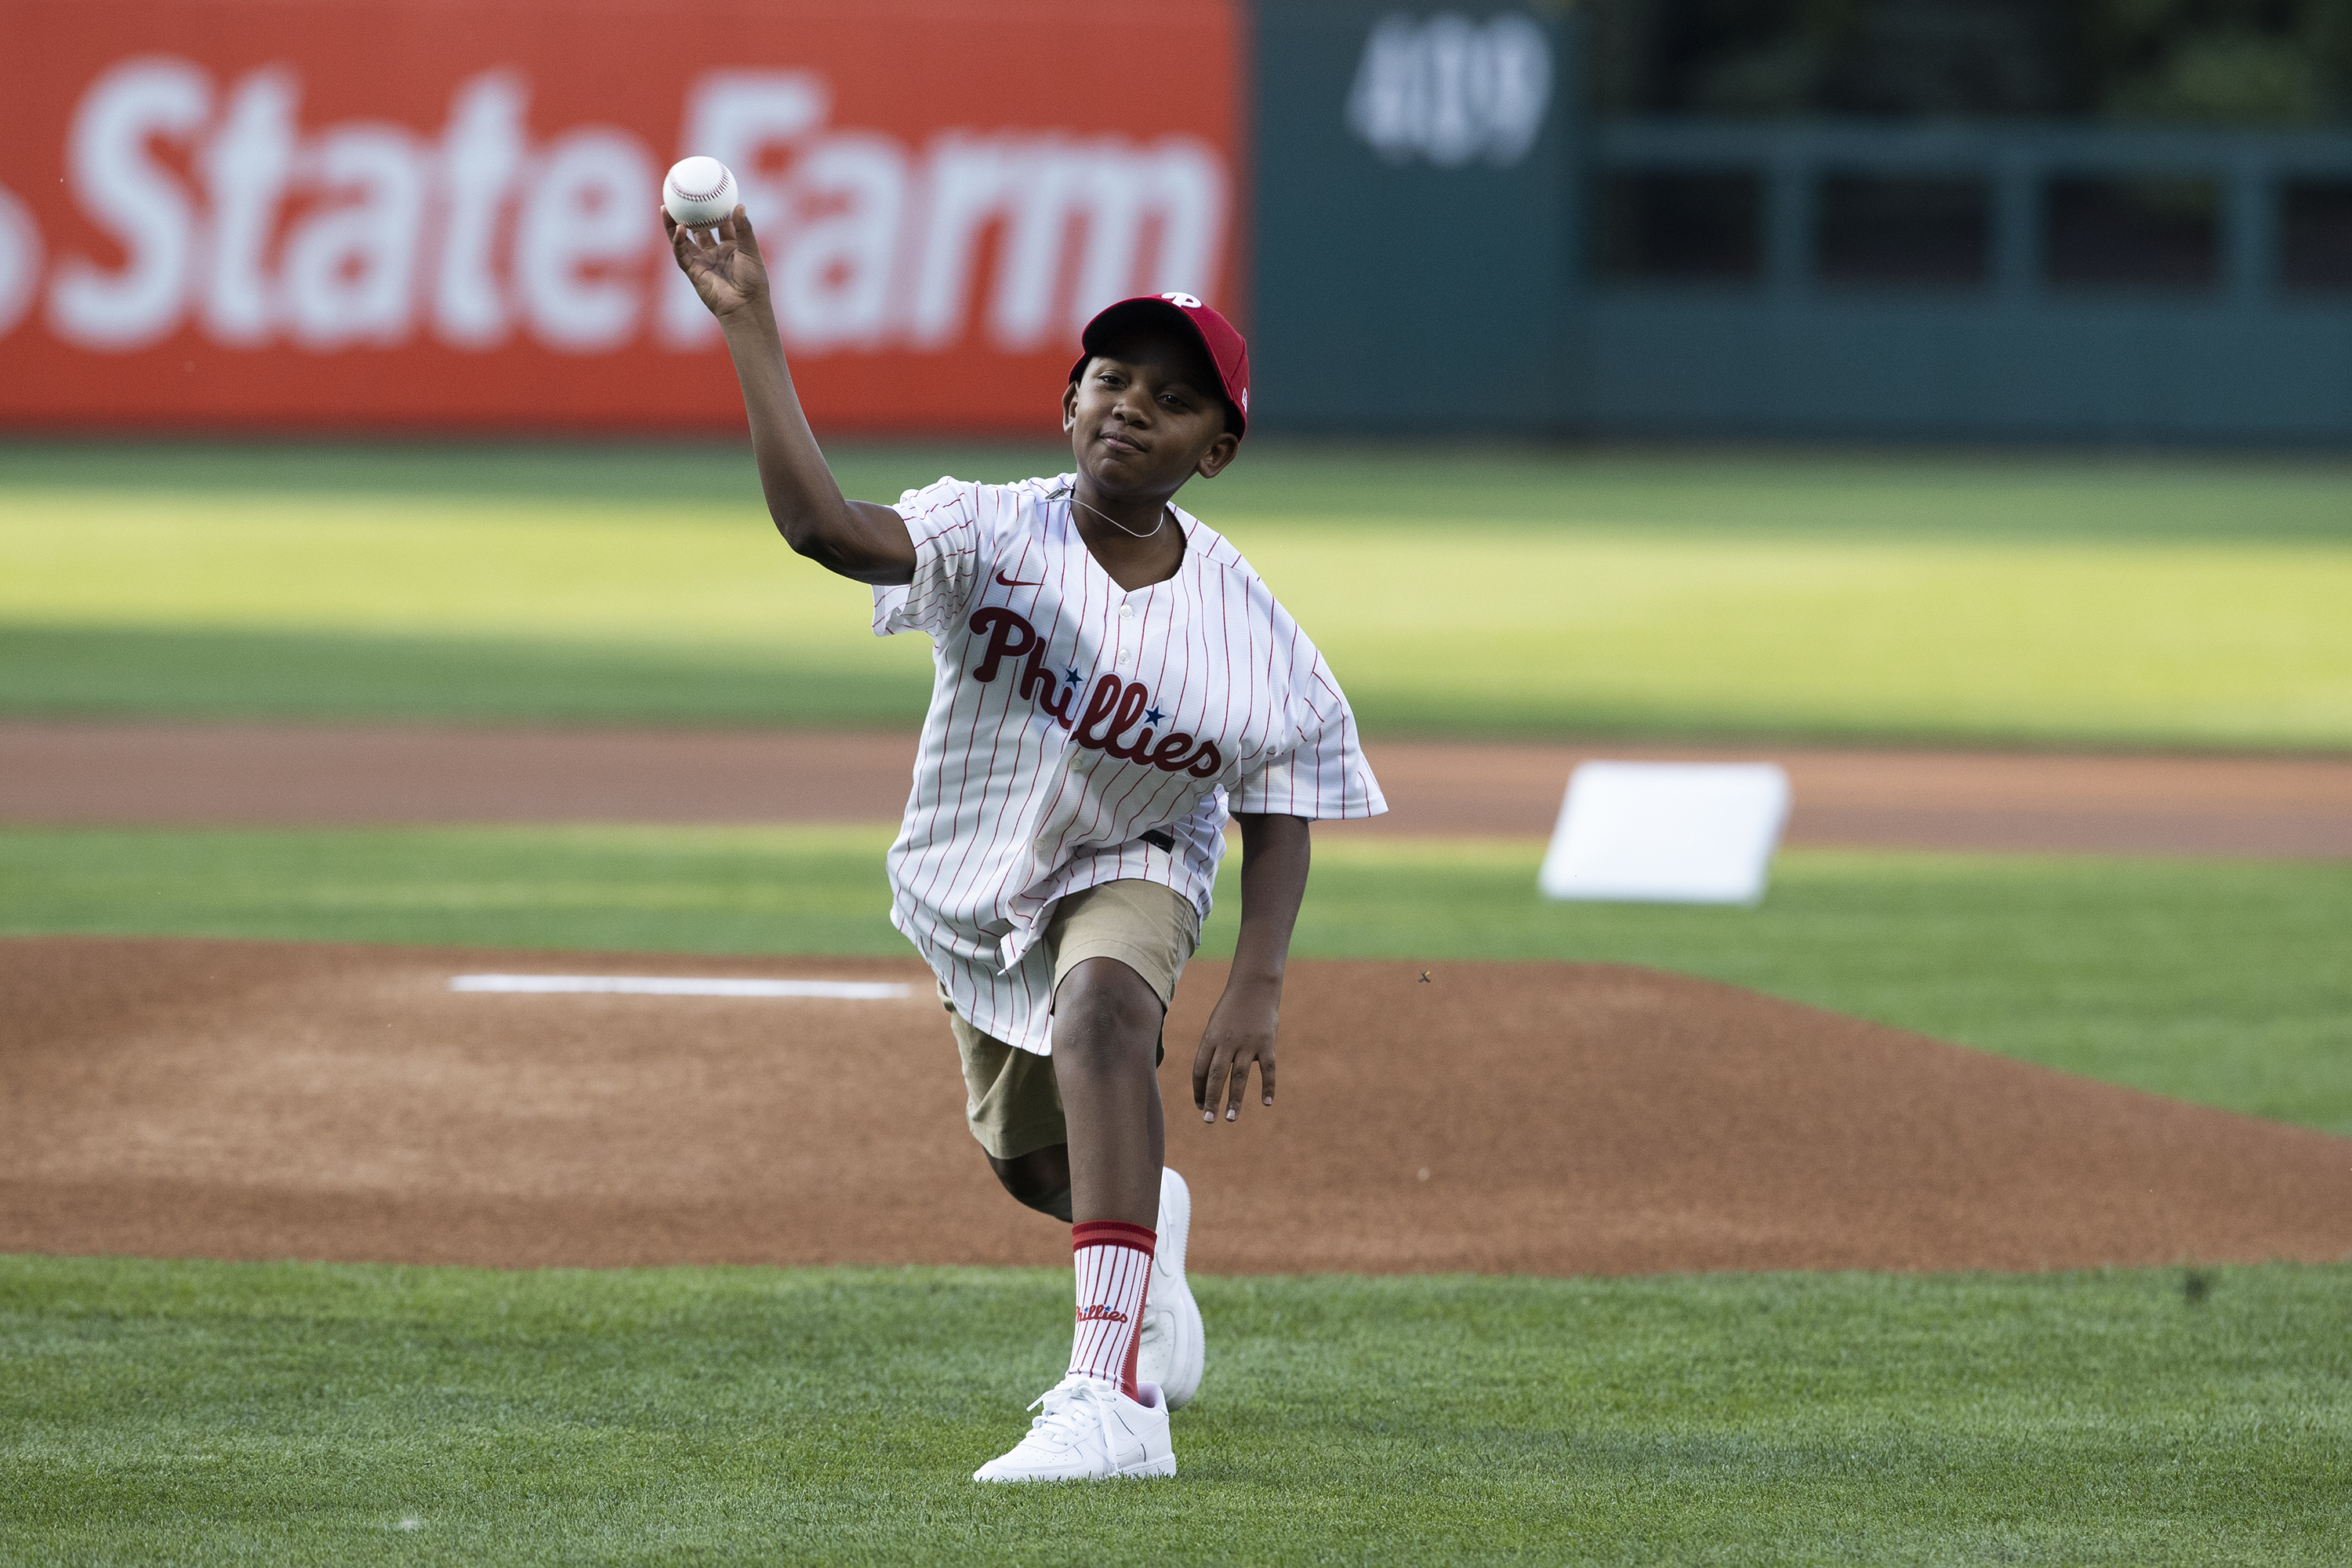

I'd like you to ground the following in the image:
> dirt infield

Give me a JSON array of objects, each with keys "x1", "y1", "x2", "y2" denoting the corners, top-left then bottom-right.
[
  {"x1": 5, "y1": 935, "x2": 2346, "y2": 1276},
  {"x1": 5, "y1": 722, "x2": 2349, "y2": 856}
]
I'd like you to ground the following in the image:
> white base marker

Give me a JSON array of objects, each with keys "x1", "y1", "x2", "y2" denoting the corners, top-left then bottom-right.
[
  {"x1": 449, "y1": 975, "x2": 912, "y2": 1000},
  {"x1": 1538, "y1": 761, "x2": 1791, "y2": 906}
]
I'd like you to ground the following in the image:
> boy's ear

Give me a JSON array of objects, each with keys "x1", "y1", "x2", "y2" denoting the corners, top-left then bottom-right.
[
  {"x1": 1061, "y1": 376, "x2": 1080, "y2": 432},
  {"x1": 1194, "y1": 430, "x2": 1241, "y2": 479}
]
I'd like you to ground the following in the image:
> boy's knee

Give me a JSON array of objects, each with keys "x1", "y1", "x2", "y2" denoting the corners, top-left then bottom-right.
[
  {"x1": 989, "y1": 1146, "x2": 1073, "y2": 1221},
  {"x1": 1054, "y1": 957, "x2": 1163, "y2": 1058}
]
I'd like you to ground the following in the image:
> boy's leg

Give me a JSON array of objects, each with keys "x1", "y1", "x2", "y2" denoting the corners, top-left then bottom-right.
[
  {"x1": 953, "y1": 882, "x2": 1192, "y2": 1229},
  {"x1": 1040, "y1": 891, "x2": 1206, "y2": 1406},
  {"x1": 1051, "y1": 956, "x2": 1167, "y2": 1226},
  {"x1": 947, "y1": 1000, "x2": 1073, "y2": 1217},
  {"x1": 1048, "y1": 878, "x2": 1196, "y2": 1229},
  {"x1": 972, "y1": 883, "x2": 1198, "y2": 1480},
  {"x1": 987, "y1": 1145, "x2": 1072, "y2": 1221},
  {"x1": 1051, "y1": 955, "x2": 1164, "y2": 1397},
  {"x1": 1047, "y1": 882, "x2": 1196, "y2": 1396}
]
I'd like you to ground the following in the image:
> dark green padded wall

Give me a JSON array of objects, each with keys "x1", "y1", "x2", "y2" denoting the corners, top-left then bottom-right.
[{"x1": 1250, "y1": 2, "x2": 1575, "y2": 432}]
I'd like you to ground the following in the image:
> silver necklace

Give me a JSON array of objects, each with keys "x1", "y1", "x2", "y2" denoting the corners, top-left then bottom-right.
[{"x1": 1067, "y1": 488, "x2": 1168, "y2": 539}]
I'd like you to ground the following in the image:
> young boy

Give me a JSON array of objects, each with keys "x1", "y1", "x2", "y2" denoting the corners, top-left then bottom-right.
[{"x1": 666, "y1": 204, "x2": 1384, "y2": 1481}]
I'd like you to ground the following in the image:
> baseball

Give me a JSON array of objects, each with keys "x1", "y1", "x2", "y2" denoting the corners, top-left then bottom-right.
[{"x1": 663, "y1": 156, "x2": 737, "y2": 228}]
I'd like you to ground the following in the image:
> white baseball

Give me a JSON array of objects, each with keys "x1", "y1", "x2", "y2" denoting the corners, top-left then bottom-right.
[{"x1": 663, "y1": 156, "x2": 738, "y2": 228}]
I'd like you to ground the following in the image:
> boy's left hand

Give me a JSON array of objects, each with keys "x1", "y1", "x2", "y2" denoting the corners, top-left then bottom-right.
[{"x1": 1193, "y1": 989, "x2": 1277, "y2": 1123}]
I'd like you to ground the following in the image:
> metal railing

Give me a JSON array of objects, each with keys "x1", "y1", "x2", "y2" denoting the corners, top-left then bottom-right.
[{"x1": 1591, "y1": 118, "x2": 2352, "y2": 305}]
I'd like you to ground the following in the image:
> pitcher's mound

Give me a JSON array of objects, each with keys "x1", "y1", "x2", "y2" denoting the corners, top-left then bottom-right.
[{"x1": 2, "y1": 937, "x2": 2345, "y2": 1274}]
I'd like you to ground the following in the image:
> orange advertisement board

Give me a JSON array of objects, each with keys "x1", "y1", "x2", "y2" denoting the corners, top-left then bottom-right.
[{"x1": 0, "y1": 0, "x2": 1243, "y2": 433}]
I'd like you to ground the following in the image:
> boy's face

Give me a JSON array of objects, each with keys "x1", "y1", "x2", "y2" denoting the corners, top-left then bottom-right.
[{"x1": 1062, "y1": 328, "x2": 1241, "y2": 497}]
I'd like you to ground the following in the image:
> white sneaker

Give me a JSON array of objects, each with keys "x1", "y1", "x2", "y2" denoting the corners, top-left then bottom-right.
[
  {"x1": 1137, "y1": 1166, "x2": 1205, "y2": 1410},
  {"x1": 972, "y1": 1374, "x2": 1176, "y2": 1482}
]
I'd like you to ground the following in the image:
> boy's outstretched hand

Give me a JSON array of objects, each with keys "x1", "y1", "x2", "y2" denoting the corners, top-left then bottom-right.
[{"x1": 663, "y1": 205, "x2": 768, "y2": 321}]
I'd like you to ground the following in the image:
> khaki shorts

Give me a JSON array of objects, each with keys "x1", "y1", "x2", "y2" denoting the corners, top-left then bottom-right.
[{"x1": 946, "y1": 880, "x2": 1200, "y2": 1160}]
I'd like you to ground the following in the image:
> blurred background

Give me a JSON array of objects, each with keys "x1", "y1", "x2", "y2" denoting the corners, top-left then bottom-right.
[
  {"x1": 9, "y1": 0, "x2": 2352, "y2": 439},
  {"x1": 2, "y1": 0, "x2": 2347, "y2": 1133}
]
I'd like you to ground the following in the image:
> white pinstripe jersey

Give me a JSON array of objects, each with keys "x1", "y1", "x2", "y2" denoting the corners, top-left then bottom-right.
[{"x1": 873, "y1": 473, "x2": 1385, "y2": 1054}]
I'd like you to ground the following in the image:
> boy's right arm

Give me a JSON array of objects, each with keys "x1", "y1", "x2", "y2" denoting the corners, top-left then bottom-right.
[{"x1": 665, "y1": 206, "x2": 916, "y2": 587}]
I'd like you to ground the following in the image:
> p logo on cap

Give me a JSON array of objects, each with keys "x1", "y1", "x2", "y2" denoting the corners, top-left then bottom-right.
[{"x1": 1161, "y1": 292, "x2": 1203, "y2": 308}]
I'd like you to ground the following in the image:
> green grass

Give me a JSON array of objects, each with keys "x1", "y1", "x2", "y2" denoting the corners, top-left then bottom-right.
[
  {"x1": 5, "y1": 441, "x2": 2350, "y2": 745},
  {"x1": 3, "y1": 1254, "x2": 2347, "y2": 1565},
  {"x1": 6, "y1": 826, "x2": 2347, "y2": 1135},
  {"x1": 10, "y1": 438, "x2": 2352, "y2": 540},
  {"x1": 9, "y1": 442, "x2": 2349, "y2": 1563}
]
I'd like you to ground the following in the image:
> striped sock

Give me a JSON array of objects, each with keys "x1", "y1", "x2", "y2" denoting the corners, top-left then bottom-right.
[{"x1": 1068, "y1": 1219, "x2": 1156, "y2": 1399}]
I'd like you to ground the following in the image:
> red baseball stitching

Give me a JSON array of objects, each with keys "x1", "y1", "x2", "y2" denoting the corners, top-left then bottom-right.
[{"x1": 670, "y1": 171, "x2": 732, "y2": 204}]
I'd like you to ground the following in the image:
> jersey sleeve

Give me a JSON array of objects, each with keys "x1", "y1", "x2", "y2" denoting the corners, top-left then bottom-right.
[
  {"x1": 872, "y1": 476, "x2": 985, "y2": 639},
  {"x1": 1230, "y1": 641, "x2": 1388, "y2": 821}
]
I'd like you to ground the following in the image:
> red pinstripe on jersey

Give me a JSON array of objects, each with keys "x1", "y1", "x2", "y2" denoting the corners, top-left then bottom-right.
[{"x1": 874, "y1": 474, "x2": 1386, "y2": 1055}]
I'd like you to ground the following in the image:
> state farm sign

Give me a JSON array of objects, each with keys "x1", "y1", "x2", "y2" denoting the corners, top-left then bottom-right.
[{"x1": 0, "y1": 0, "x2": 1243, "y2": 433}]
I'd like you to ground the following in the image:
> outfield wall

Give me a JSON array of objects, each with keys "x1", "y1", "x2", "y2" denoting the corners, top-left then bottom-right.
[
  {"x1": 1248, "y1": 2, "x2": 2352, "y2": 442},
  {"x1": 1250, "y1": 3, "x2": 1570, "y2": 434},
  {"x1": 7, "y1": 0, "x2": 2350, "y2": 441}
]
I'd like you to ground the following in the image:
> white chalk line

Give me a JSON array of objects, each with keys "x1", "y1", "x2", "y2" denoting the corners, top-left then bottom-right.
[{"x1": 449, "y1": 975, "x2": 913, "y2": 1000}]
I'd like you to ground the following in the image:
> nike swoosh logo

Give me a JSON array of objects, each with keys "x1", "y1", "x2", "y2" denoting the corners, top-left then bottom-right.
[{"x1": 994, "y1": 569, "x2": 1044, "y2": 587}]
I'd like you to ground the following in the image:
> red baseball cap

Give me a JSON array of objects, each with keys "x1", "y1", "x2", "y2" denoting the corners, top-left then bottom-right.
[{"x1": 1069, "y1": 293, "x2": 1250, "y2": 437}]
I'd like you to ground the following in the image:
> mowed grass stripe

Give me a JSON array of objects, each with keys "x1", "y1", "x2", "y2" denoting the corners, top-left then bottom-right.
[
  {"x1": 2, "y1": 1255, "x2": 2347, "y2": 1564},
  {"x1": 5, "y1": 825, "x2": 2346, "y2": 1135},
  {"x1": 5, "y1": 445, "x2": 2352, "y2": 746},
  {"x1": 10, "y1": 439, "x2": 2352, "y2": 541}
]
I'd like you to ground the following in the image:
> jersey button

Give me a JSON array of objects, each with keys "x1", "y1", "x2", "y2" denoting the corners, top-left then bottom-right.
[
  {"x1": 1120, "y1": 604, "x2": 1135, "y2": 618},
  {"x1": 1117, "y1": 650, "x2": 1132, "y2": 666}
]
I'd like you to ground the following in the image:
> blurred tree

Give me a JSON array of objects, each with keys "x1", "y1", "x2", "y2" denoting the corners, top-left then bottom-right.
[
  {"x1": 2090, "y1": 0, "x2": 2345, "y2": 122},
  {"x1": 1588, "y1": 0, "x2": 2352, "y2": 122}
]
